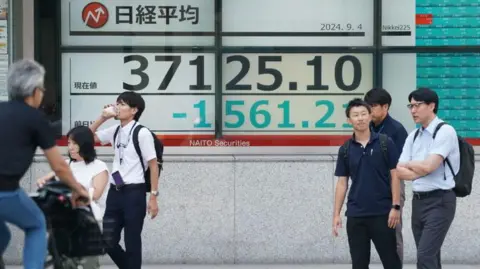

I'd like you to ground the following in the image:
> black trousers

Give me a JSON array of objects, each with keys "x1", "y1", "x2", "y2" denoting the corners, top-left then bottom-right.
[
  {"x1": 347, "y1": 214, "x2": 402, "y2": 269},
  {"x1": 103, "y1": 184, "x2": 146, "y2": 269},
  {"x1": 412, "y1": 189, "x2": 456, "y2": 269}
]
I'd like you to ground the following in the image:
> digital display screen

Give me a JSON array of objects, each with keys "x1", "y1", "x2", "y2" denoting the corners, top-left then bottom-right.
[
  {"x1": 61, "y1": 0, "x2": 215, "y2": 46},
  {"x1": 222, "y1": 53, "x2": 372, "y2": 135},
  {"x1": 382, "y1": 0, "x2": 480, "y2": 46},
  {"x1": 63, "y1": 52, "x2": 372, "y2": 138},
  {"x1": 62, "y1": 53, "x2": 216, "y2": 136},
  {"x1": 384, "y1": 53, "x2": 480, "y2": 140},
  {"x1": 222, "y1": 0, "x2": 373, "y2": 47},
  {"x1": 417, "y1": 53, "x2": 480, "y2": 137},
  {"x1": 60, "y1": 0, "x2": 479, "y2": 146}
]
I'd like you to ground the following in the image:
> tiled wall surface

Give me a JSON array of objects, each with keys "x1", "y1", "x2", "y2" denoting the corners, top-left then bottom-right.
[{"x1": 4, "y1": 155, "x2": 480, "y2": 265}]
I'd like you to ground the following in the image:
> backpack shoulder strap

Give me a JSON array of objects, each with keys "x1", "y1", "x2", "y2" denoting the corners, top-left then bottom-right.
[
  {"x1": 431, "y1": 122, "x2": 450, "y2": 180},
  {"x1": 113, "y1": 125, "x2": 120, "y2": 147},
  {"x1": 413, "y1": 128, "x2": 420, "y2": 142},
  {"x1": 132, "y1": 124, "x2": 146, "y2": 173},
  {"x1": 432, "y1": 122, "x2": 446, "y2": 139},
  {"x1": 379, "y1": 133, "x2": 388, "y2": 163},
  {"x1": 342, "y1": 138, "x2": 352, "y2": 176},
  {"x1": 342, "y1": 139, "x2": 351, "y2": 159}
]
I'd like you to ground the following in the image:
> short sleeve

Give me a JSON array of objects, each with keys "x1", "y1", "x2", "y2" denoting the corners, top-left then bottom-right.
[
  {"x1": 334, "y1": 145, "x2": 348, "y2": 177},
  {"x1": 96, "y1": 124, "x2": 118, "y2": 145},
  {"x1": 429, "y1": 125, "x2": 457, "y2": 159},
  {"x1": 386, "y1": 137, "x2": 400, "y2": 170},
  {"x1": 92, "y1": 160, "x2": 109, "y2": 176},
  {"x1": 138, "y1": 128, "x2": 157, "y2": 162},
  {"x1": 33, "y1": 112, "x2": 56, "y2": 150}
]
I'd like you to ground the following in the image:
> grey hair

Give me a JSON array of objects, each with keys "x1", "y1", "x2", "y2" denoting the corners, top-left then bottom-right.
[{"x1": 7, "y1": 59, "x2": 46, "y2": 100}]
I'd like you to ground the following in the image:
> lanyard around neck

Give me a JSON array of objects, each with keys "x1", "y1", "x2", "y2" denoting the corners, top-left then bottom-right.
[
  {"x1": 117, "y1": 122, "x2": 137, "y2": 165},
  {"x1": 117, "y1": 122, "x2": 137, "y2": 148}
]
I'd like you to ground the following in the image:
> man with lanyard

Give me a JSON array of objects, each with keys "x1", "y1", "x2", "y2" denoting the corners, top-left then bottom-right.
[
  {"x1": 397, "y1": 88, "x2": 458, "y2": 269},
  {"x1": 364, "y1": 88, "x2": 408, "y2": 266},
  {"x1": 90, "y1": 91, "x2": 159, "y2": 269}
]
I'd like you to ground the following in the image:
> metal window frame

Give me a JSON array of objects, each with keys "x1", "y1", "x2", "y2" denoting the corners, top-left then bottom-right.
[{"x1": 7, "y1": 0, "x2": 12, "y2": 65}]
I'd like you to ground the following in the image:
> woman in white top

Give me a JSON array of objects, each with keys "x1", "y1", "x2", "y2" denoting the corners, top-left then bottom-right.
[{"x1": 37, "y1": 125, "x2": 109, "y2": 269}]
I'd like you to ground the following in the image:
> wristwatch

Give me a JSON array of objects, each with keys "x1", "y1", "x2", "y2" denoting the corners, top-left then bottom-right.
[
  {"x1": 392, "y1": 204, "x2": 401, "y2": 210},
  {"x1": 151, "y1": 190, "x2": 159, "y2": 196}
]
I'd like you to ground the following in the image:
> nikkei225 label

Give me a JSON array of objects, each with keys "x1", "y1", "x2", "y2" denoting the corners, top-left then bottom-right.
[{"x1": 222, "y1": 53, "x2": 373, "y2": 134}]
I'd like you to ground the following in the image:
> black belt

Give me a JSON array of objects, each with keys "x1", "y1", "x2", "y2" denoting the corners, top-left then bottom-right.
[
  {"x1": 110, "y1": 183, "x2": 145, "y2": 191},
  {"x1": 0, "y1": 179, "x2": 20, "y2": 191},
  {"x1": 412, "y1": 189, "x2": 451, "y2": 200}
]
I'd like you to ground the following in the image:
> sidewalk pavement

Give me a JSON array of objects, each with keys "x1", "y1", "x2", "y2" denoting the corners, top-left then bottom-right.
[{"x1": 6, "y1": 264, "x2": 480, "y2": 269}]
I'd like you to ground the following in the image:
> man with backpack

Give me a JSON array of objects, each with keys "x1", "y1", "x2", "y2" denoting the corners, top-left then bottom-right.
[
  {"x1": 90, "y1": 91, "x2": 161, "y2": 269},
  {"x1": 333, "y1": 98, "x2": 402, "y2": 269},
  {"x1": 396, "y1": 88, "x2": 474, "y2": 269},
  {"x1": 364, "y1": 88, "x2": 408, "y2": 266}
]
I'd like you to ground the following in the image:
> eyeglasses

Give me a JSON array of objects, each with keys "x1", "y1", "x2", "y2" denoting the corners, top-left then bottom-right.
[{"x1": 406, "y1": 102, "x2": 425, "y2": 109}]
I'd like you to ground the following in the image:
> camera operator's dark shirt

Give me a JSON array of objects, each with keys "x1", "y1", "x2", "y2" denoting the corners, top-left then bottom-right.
[{"x1": 0, "y1": 100, "x2": 55, "y2": 189}]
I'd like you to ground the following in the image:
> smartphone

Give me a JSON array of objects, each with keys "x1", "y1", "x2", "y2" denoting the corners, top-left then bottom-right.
[{"x1": 111, "y1": 171, "x2": 125, "y2": 186}]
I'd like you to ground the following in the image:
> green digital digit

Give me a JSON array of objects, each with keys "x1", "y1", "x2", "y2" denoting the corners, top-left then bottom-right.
[
  {"x1": 225, "y1": 100, "x2": 245, "y2": 128},
  {"x1": 315, "y1": 100, "x2": 336, "y2": 128},
  {"x1": 277, "y1": 101, "x2": 295, "y2": 128},
  {"x1": 342, "y1": 103, "x2": 352, "y2": 128},
  {"x1": 193, "y1": 100, "x2": 212, "y2": 128},
  {"x1": 250, "y1": 100, "x2": 271, "y2": 129}
]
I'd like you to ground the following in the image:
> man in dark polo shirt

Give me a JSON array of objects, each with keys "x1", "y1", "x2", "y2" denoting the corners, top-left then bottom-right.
[
  {"x1": 364, "y1": 88, "x2": 408, "y2": 266},
  {"x1": 0, "y1": 59, "x2": 89, "y2": 268},
  {"x1": 332, "y1": 98, "x2": 402, "y2": 269}
]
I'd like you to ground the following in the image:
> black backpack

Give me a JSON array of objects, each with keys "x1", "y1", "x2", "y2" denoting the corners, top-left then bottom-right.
[
  {"x1": 114, "y1": 124, "x2": 164, "y2": 193},
  {"x1": 413, "y1": 122, "x2": 474, "y2": 197},
  {"x1": 343, "y1": 134, "x2": 389, "y2": 177}
]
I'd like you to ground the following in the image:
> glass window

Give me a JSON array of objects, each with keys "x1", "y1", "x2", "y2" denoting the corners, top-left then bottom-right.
[
  {"x1": 382, "y1": 0, "x2": 480, "y2": 46},
  {"x1": 61, "y1": 1, "x2": 215, "y2": 47},
  {"x1": 383, "y1": 53, "x2": 480, "y2": 142},
  {"x1": 35, "y1": 0, "x2": 480, "y2": 147},
  {"x1": 61, "y1": 52, "x2": 216, "y2": 138},
  {"x1": 58, "y1": 0, "x2": 216, "y2": 143},
  {"x1": 222, "y1": 53, "x2": 372, "y2": 144},
  {"x1": 222, "y1": 0, "x2": 373, "y2": 47}
]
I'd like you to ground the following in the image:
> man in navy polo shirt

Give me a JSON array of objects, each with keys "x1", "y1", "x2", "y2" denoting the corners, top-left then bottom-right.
[
  {"x1": 364, "y1": 88, "x2": 408, "y2": 266},
  {"x1": 333, "y1": 98, "x2": 402, "y2": 269}
]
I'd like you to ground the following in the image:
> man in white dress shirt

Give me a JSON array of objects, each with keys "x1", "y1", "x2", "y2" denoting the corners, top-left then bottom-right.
[
  {"x1": 396, "y1": 88, "x2": 459, "y2": 269},
  {"x1": 90, "y1": 91, "x2": 159, "y2": 269}
]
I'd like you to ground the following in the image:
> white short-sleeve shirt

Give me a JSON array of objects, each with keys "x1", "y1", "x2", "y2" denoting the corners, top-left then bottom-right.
[
  {"x1": 66, "y1": 159, "x2": 109, "y2": 220},
  {"x1": 95, "y1": 120, "x2": 156, "y2": 185},
  {"x1": 399, "y1": 117, "x2": 460, "y2": 192}
]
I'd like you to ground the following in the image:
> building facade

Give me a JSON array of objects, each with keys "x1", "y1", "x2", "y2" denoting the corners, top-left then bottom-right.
[{"x1": 3, "y1": 0, "x2": 480, "y2": 265}]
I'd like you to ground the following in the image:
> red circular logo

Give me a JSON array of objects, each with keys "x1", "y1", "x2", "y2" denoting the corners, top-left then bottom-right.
[{"x1": 82, "y1": 2, "x2": 109, "y2": 29}]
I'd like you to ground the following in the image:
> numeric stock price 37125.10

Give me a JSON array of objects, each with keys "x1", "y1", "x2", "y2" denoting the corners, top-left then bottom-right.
[{"x1": 122, "y1": 54, "x2": 365, "y2": 93}]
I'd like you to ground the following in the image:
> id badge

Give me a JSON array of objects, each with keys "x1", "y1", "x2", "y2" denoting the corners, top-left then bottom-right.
[{"x1": 111, "y1": 171, "x2": 125, "y2": 186}]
